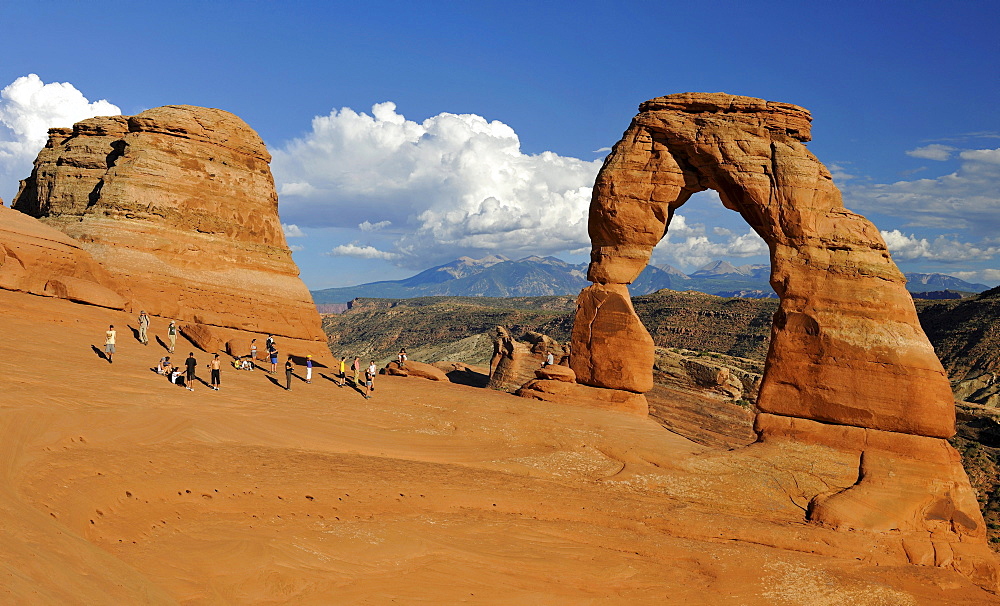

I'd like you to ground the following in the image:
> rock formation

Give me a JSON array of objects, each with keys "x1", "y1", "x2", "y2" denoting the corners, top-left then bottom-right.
[
  {"x1": 12, "y1": 105, "x2": 327, "y2": 360},
  {"x1": 571, "y1": 92, "x2": 998, "y2": 589},
  {"x1": 0, "y1": 205, "x2": 125, "y2": 309},
  {"x1": 488, "y1": 327, "x2": 567, "y2": 391},
  {"x1": 383, "y1": 360, "x2": 449, "y2": 381}
]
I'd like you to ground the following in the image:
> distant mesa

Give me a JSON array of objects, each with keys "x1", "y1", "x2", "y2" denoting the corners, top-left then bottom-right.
[{"x1": 7, "y1": 105, "x2": 327, "y2": 360}]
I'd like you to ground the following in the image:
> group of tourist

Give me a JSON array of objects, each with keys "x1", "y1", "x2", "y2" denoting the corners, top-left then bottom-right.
[
  {"x1": 155, "y1": 352, "x2": 221, "y2": 391},
  {"x1": 332, "y1": 355, "x2": 379, "y2": 398},
  {"x1": 113, "y1": 311, "x2": 384, "y2": 398}
]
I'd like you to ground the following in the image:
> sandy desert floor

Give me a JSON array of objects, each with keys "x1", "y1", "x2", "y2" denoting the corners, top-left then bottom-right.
[{"x1": 0, "y1": 289, "x2": 997, "y2": 605}]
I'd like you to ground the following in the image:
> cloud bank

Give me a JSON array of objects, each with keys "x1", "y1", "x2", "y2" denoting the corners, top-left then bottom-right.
[
  {"x1": 880, "y1": 230, "x2": 999, "y2": 262},
  {"x1": 905, "y1": 144, "x2": 956, "y2": 161},
  {"x1": 273, "y1": 103, "x2": 780, "y2": 270},
  {"x1": 272, "y1": 102, "x2": 602, "y2": 267},
  {"x1": 0, "y1": 74, "x2": 120, "y2": 202},
  {"x1": 845, "y1": 145, "x2": 1000, "y2": 236},
  {"x1": 650, "y1": 204, "x2": 770, "y2": 271}
]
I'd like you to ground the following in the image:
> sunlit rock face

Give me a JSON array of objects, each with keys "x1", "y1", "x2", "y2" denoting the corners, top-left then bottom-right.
[
  {"x1": 571, "y1": 92, "x2": 998, "y2": 590},
  {"x1": 13, "y1": 105, "x2": 327, "y2": 355},
  {"x1": 0, "y1": 205, "x2": 125, "y2": 309}
]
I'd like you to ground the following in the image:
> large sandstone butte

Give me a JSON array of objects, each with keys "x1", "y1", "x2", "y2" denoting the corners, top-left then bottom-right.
[
  {"x1": 12, "y1": 105, "x2": 327, "y2": 357},
  {"x1": 571, "y1": 92, "x2": 999, "y2": 589}
]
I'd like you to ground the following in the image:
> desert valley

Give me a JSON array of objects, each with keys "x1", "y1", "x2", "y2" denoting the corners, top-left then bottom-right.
[{"x1": 1, "y1": 92, "x2": 999, "y2": 606}]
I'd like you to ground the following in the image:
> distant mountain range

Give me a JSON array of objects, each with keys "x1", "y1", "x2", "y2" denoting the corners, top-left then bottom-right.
[{"x1": 310, "y1": 255, "x2": 991, "y2": 304}]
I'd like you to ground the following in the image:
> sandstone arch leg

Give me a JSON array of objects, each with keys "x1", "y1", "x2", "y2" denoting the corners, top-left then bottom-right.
[{"x1": 571, "y1": 92, "x2": 998, "y2": 591}]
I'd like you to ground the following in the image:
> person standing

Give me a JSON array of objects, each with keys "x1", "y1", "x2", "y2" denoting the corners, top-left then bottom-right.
[
  {"x1": 138, "y1": 310, "x2": 150, "y2": 345},
  {"x1": 352, "y1": 356, "x2": 360, "y2": 386},
  {"x1": 285, "y1": 355, "x2": 294, "y2": 390},
  {"x1": 305, "y1": 355, "x2": 313, "y2": 384},
  {"x1": 338, "y1": 356, "x2": 347, "y2": 387},
  {"x1": 249, "y1": 338, "x2": 258, "y2": 371},
  {"x1": 209, "y1": 353, "x2": 222, "y2": 391},
  {"x1": 269, "y1": 342, "x2": 279, "y2": 374},
  {"x1": 365, "y1": 360, "x2": 377, "y2": 399},
  {"x1": 104, "y1": 325, "x2": 116, "y2": 363},
  {"x1": 167, "y1": 320, "x2": 177, "y2": 353},
  {"x1": 184, "y1": 352, "x2": 197, "y2": 392},
  {"x1": 398, "y1": 348, "x2": 407, "y2": 368}
]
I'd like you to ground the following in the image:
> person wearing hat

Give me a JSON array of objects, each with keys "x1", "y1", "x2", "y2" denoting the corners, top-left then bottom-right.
[
  {"x1": 305, "y1": 354, "x2": 313, "y2": 384},
  {"x1": 138, "y1": 310, "x2": 150, "y2": 345},
  {"x1": 167, "y1": 320, "x2": 177, "y2": 353}
]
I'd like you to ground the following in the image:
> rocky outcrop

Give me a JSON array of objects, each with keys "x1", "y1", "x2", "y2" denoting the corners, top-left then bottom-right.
[
  {"x1": 0, "y1": 206, "x2": 125, "y2": 309},
  {"x1": 535, "y1": 364, "x2": 575, "y2": 383},
  {"x1": 516, "y1": 379, "x2": 648, "y2": 415},
  {"x1": 488, "y1": 326, "x2": 567, "y2": 392},
  {"x1": 12, "y1": 105, "x2": 327, "y2": 360},
  {"x1": 918, "y1": 287, "x2": 1000, "y2": 408},
  {"x1": 383, "y1": 360, "x2": 448, "y2": 381},
  {"x1": 570, "y1": 284, "x2": 654, "y2": 393},
  {"x1": 571, "y1": 92, "x2": 997, "y2": 590}
]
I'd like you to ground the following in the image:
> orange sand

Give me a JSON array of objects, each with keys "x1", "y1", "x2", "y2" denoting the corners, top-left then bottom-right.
[{"x1": 0, "y1": 289, "x2": 996, "y2": 604}]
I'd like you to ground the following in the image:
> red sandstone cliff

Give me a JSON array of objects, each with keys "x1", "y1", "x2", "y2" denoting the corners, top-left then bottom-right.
[{"x1": 11, "y1": 105, "x2": 327, "y2": 360}]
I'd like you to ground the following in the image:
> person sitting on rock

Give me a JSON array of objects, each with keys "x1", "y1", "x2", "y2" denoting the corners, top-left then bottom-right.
[
  {"x1": 157, "y1": 356, "x2": 171, "y2": 374},
  {"x1": 543, "y1": 351, "x2": 554, "y2": 367},
  {"x1": 170, "y1": 367, "x2": 185, "y2": 386},
  {"x1": 398, "y1": 348, "x2": 407, "y2": 368}
]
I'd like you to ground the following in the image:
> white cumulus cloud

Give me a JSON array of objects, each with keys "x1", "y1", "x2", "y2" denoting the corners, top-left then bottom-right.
[
  {"x1": 0, "y1": 74, "x2": 120, "y2": 202},
  {"x1": 844, "y1": 146, "x2": 1000, "y2": 236},
  {"x1": 272, "y1": 102, "x2": 602, "y2": 267},
  {"x1": 359, "y1": 220, "x2": 391, "y2": 232},
  {"x1": 950, "y1": 269, "x2": 1000, "y2": 287},
  {"x1": 880, "y1": 229, "x2": 1000, "y2": 262},
  {"x1": 326, "y1": 243, "x2": 401, "y2": 260},
  {"x1": 905, "y1": 144, "x2": 956, "y2": 161},
  {"x1": 652, "y1": 209, "x2": 769, "y2": 270},
  {"x1": 281, "y1": 223, "x2": 306, "y2": 237}
]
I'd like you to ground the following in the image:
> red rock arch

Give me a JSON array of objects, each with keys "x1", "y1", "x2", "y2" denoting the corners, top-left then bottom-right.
[
  {"x1": 569, "y1": 93, "x2": 999, "y2": 589},
  {"x1": 571, "y1": 92, "x2": 953, "y2": 438}
]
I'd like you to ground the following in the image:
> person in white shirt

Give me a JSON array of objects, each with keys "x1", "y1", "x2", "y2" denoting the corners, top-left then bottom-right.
[{"x1": 365, "y1": 361, "x2": 377, "y2": 399}]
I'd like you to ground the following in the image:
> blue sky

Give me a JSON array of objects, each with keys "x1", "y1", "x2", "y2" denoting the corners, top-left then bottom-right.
[{"x1": 1, "y1": 1, "x2": 997, "y2": 287}]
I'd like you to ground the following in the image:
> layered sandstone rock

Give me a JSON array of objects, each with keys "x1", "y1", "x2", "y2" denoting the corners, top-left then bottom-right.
[
  {"x1": 535, "y1": 364, "x2": 576, "y2": 383},
  {"x1": 572, "y1": 92, "x2": 996, "y2": 589},
  {"x1": 383, "y1": 360, "x2": 449, "y2": 381},
  {"x1": 0, "y1": 205, "x2": 125, "y2": 309},
  {"x1": 12, "y1": 105, "x2": 327, "y2": 360},
  {"x1": 576, "y1": 92, "x2": 953, "y2": 436},
  {"x1": 516, "y1": 379, "x2": 648, "y2": 416},
  {"x1": 488, "y1": 326, "x2": 567, "y2": 392}
]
